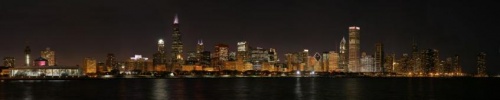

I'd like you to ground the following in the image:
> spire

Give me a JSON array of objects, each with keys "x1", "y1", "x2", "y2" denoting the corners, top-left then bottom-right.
[
  {"x1": 341, "y1": 36, "x2": 346, "y2": 43},
  {"x1": 173, "y1": 14, "x2": 179, "y2": 24}
]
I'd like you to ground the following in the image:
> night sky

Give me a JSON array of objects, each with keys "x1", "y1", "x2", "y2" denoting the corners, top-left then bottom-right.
[{"x1": 1, "y1": 0, "x2": 499, "y2": 74}]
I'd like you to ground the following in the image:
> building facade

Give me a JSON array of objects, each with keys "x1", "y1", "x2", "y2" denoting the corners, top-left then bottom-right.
[
  {"x1": 171, "y1": 14, "x2": 184, "y2": 71},
  {"x1": 41, "y1": 47, "x2": 56, "y2": 66},
  {"x1": 348, "y1": 26, "x2": 361, "y2": 72}
]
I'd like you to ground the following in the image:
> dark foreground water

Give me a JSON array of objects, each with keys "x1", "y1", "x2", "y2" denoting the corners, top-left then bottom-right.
[{"x1": 1, "y1": 78, "x2": 499, "y2": 100}]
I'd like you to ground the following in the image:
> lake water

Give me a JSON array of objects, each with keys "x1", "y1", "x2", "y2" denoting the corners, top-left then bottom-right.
[{"x1": 1, "y1": 78, "x2": 499, "y2": 100}]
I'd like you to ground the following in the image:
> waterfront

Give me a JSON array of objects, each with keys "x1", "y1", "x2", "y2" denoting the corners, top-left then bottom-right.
[{"x1": 1, "y1": 78, "x2": 499, "y2": 100}]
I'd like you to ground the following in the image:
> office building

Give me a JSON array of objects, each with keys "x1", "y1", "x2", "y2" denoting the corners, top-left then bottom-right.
[{"x1": 41, "y1": 47, "x2": 56, "y2": 66}]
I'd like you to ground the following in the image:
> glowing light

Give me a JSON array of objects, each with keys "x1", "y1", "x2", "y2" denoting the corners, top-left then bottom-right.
[
  {"x1": 349, "y1": 26, "x2": 360, "y2": 30},
  {"x1": 304, "y1": 49, "x2": 309, "y2": 52},
  {"x1": 173, "y1": 14, "x2": 179, "y2": 24},
  {"x1": 296, "y1": 71, "x2": 301, "y2": 75},
  {"x1": 158, "y1": 39, "x2": 164, "y2": 45}
]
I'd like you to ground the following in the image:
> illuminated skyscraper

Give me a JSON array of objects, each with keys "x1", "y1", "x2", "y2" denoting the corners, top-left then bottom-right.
[
  {"x1": 3, "y1": 57, "x2": 15, "y2": 67},
  {"x1": 477, "y1": 52, "x2": 487, "y2": 77},
  {"x1": 41, "y1": 47, "x2": 55, "y2": 66},
  {"x1": 268, "y1": 48, "x2": 278, "y2": 63},
  {"x1": 360, "y1": 52, "x2": 374, "y2": 72},
  {"x1": 83, "y1": 57, "x2": 97, "y2": 75},
  {"x1": 24, "y1": 46, "x2": 31, "y2": 66},
  {"x1": 153, "y1": 39, "x2": 167, "y2": 66},
  {"x1": 348, "y1": 26, "x2": 361, "y2": 72},
  {"x1": 339, "y1": 37, "x2": 348, "y2": 72},
  {"x1": 237, "y1": 41, "x2": 248, "y2": 61},
  {"x1": 213, "y1": 44, "x2": 229, "y2": 70},
  {"x1": 303, "y1": 49, "x2": 310, "y2": 71},
  {"x1": 171, "y1": 14, "x2": 184, "y2": 71},
  {"x1": 374, "y1": 43, "x2": 384, "y2": 72},
  {"x1": 196, "y1": 40, "x2": 204, "y2": 61}
]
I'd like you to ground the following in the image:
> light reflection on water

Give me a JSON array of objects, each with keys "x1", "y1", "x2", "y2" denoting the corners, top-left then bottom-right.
[{"x1": 0, "y1": 78, "x2": 498, "y2": 100}]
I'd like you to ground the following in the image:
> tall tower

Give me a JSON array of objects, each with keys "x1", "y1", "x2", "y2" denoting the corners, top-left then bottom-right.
[
  {"x1": 171, "y1": 14, "x2": 184, "y2": 71},
  {"x1": 41, "y1": 47, "x2": 56, "y2": 66},
  {"x1": 153, "y1": 39, "x2": 167, "y2": 66},
  {"x1": 477, "y1": 52, "x2": 487, "y2": 77},
  {"x1": 196, "y1": 40, "x2": 204, "y2": 62},
  {"x1": 24, "y1": 46, "x2": 31, "y2": 67},
  {"x1": 339, "y1": 37, "x2": 348, "y2": 72},
  {"x1": 348, "y1": 26, "x2": 361, "y2": 72},
  {"x1": 374, "y1": 43, "x2": 384, "y2": 72}
]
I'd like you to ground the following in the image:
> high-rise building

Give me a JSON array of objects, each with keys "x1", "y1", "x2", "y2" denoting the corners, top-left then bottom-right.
[
  {"x1": 41, "y1": 47, "x2": 56, "y2": 66},
  {"x1": 106, "y1": 53, "x2": 117, "y2": 71},
  {"x1": 196, "y1": 40, "x2": 204, "y2": 61},
  {"x1": 422, "y1": 49, "x2": 439, "y2": 74},
  {"x1": 83, "y1": 57, "x2": 97, "y2": 75},
  {"x1": 476, "y1": 52, "x2": 487, "y2": 77},
  {"x1": 3, "y1": 57, "x2": 15, "y2": 67},
  {"x1": 213, "y1": 44, "x2": 229, "y2": 70},
  {"x1": 452, "y1": 55, "x2": 462, "y2": 74},
  {"x1": 410, "y1": 41, "x2": 422, "y2": 74},
  {"x1": 384, "y1": 54, "x2": 395, "y2": 72},
  {"x1": 360, "y1": 52, "x2": 374, "y2": 72},
  {"x1": 237, "y1": 41, "x2": 248, "y2": 61},
  {"x1": 153, "y1": 39, "x2": 168, "y2": 66},
  {"x1": 185, "y1": 51, "x2": 198, "y2": 65},
  {"x1": 303, "y1": 49, "x2": 310, "y2": 71},
  {"x1": 348, "y1": 26, "x2": 361, "y2": 72},
  {"x1": 171, "y1": 14, "x2": 184, "y2": 71},
  {"x1": 34, "y1": 57, "x2": 48, "y2": 67},
  {"x1": 339, "y1": 37, "x2": 348, "y2": 72},
  {"x1": 125, "y1": 55, "x2": 152, "y2": 74},
  {"x1": 268, "y1": 48, "x2": 278, "y2": 63},
  {"x1": 200, "y1": 51, "x2": 211, "y2": 67},
  {"x1": 326, "y1": 51, "x2": 339, "y2": 72},
  {"x1": 24, "y1": 46, "x2": 31, "y2": 66},
  {"x1": 374, "y1": 43, "x2": 384, "y2": 72}
]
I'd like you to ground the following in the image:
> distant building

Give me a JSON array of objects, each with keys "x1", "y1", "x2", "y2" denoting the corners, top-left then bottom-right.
[
  {"x1": 3, "y1": 57, "x2": 15, "y2": 67},
  {"x1": 360, "y1": 52, "x2": 374, "y2": 72},
  {"x1": 422, "y1": 49, "x2": 439, "y2": 74},
  {"x1": 200, "y1": 51, "x2": 211, "y2": 68},
  {"x1": 10, "y1": 66, "x2": 82, "y2": 77},
  {"x1": 348, "y1": 26, "x2": 361, "y2": 72},
  {"x1": 384, "y1": 54, "x2": 395, "y2": 72},
  {"x1": 477, "y1": 52, "x2": 487, "y2": 77},
  {"x1": 41, "y1": 47, "x2": 56, "y2": 66},
  {"x1": 153, "y1": 39, "x2": 168, "y2": 67},
  {"x1": 83, "y1": 58, "x2": 97, "y2": 75},
  {"x1": 339, "y1": 37, "x2": 348, "y2": 72},
  {"x1": 106, "y1": 53, "x2": 117, "y2": 71},
  {"x1": 185, "y1": 51, "x2": 198, "y2": 65},
  {"x1": 326, "y1": 51, "x2": 339, "y2": 72},
  {"x1": 124, "y1": 55, "x2": 152, "y2": 74},
  {"x1": 237, "y1": 41, "x2": 249, "y2": 61},
  {"x1": 24, "y1": 46, "x2": 31, "y2": 66},
  {"x1": 452, "y1": 55, "x2": 462, "y2": 74},
  {"x1": 374, "y1": 43, "x2": 384, "y2": 72},
  {"x1": 196, "y1": 40, "x2": 204, "y2": 61}
]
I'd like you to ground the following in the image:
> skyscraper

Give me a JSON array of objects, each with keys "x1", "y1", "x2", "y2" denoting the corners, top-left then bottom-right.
[
  {"x1": 452, "y1": 55, "x2": 462, "y2": 75},
  {"x1": 422, "y1": 49, "x2": 439, "y2": 74},
  {"x1": 83, "y1": 57, "x2": 97, "y2": 75},
  {"x1": 41, "y1": 47, "x2": 55, "y2": 66},
  {"x1": 196, "y1": 40, "x2": 204, "y2": 61},
  {"x1": 24, "y1": 46, "x2": 31, "y2": 66},
  {"x1": 237, "y1": 41, "x2": 248, "y2": 61},
  {"x1": 348, "y1": 26, "x2": 361, "y2": 72},
  {"x1": 153, "y1": 39, "x2": 167, "y2": 66},
  {"x1": 303, "y1": 49, "x2": 310, "y2": 71},
  {"x1": 213, "y1": 44, "x2": 229, "y2": 70},
  {"x1": 339, "y1": 37, "x2": 348, "y2": 72},
  {"x1": 171, "y1": 14, "x2": 184, "y2": 71},
  {"x1": 360, "y1": 52, "x2": 374, "y2": 72},
  {"x1": 374, "y1": 43, "x2": 384, "y2": 72},
  {"x1": 106, "y1": 53, "x2": 117, "y2": 71},
  {"x1": 476, "y1": 52, "x2": 487, "y2": 77}
]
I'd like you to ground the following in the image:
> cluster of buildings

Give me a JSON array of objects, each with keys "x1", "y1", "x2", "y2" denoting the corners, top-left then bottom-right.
[{"x1": 0, "y1": 14, "x2": 490, "y2": 77}]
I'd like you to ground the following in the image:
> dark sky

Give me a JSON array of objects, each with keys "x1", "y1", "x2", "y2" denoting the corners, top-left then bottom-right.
[{"x1": 1, "y1": 0, "x2": 499, "y2": 74}]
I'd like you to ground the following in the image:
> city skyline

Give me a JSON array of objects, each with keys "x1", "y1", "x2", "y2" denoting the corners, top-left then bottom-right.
[{"x1": 1, "y1": 0, "x2": 499, "y2": 74}]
